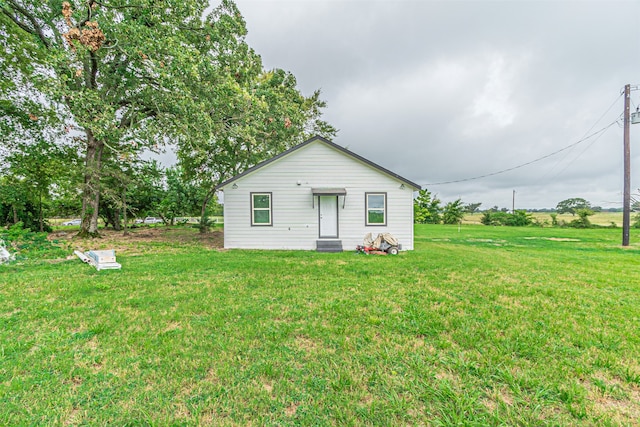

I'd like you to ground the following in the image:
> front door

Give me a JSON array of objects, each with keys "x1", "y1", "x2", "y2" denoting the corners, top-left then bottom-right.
[{"x1": 319, "y1": 196, "x2": 338, "y2": 238}]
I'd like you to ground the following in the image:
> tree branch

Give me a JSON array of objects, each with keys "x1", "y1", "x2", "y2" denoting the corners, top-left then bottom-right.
[
  {"x1": 1, "y1": 7, "x2": 33, "y2": 34},
  {"x1": 93, "y1": 1, "x2": 152, "y2": 11},
  {"x1": 178, "y1": 25, "x2": 206, "y2": 32},
  {"x1": 118, "y1": 106, "x2": 157, "y2": 130},
  {"x1": 3, "y1": 0, "x2": 51, "y2": 48},
  {"x1": 78, "y1": 0, "x2": 96, "y2": 28}
]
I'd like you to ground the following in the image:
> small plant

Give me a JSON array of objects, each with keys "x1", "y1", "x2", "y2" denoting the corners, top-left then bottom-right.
[
  {"x1": 567, "y1": 208, "x2": 594, "y2": 229},
  {"x1": 194, "y1": 215, "x2": 216, "y2": 233}
]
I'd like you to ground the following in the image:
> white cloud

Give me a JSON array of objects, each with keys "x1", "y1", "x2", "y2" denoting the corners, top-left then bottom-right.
[{"x1": 466, "y1": 52, "x2": 532, "y2": 133}]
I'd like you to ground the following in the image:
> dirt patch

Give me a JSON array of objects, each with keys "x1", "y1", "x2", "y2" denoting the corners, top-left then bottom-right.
[
  {"x1": 284, "y1": 402, "x2": 299, "y2": 417},
  {"x1": 523, "y1": 237, "x2": 580, "y2": 242},
  {"x1": 49, "y1": 226, "x2": 224, "y2": 253},
  {"x1": 582, "y1": 375, "x2": 640, "y2": 423},
  {"x1": 294, "y1": 335, "x2": 319, "y2": 352}
]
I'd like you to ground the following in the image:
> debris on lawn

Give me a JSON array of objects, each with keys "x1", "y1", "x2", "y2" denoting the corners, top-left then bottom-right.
[
  {"x1": 356, "y1": 233, "x2": 400, "y2": 255},
  {"x1": 0, "y1": 239, "x2": 15, "y2": 265},
  {"x1": 75, "y1": 249, "x2": 121, "y2": 271}
]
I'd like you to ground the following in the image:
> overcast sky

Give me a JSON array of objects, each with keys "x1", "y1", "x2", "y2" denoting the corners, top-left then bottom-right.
[{"x1": 214, "y1": 0, "x2": 640, "y2": 209}]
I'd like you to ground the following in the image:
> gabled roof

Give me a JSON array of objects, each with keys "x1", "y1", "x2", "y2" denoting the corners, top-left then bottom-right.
[{"x1": 216, "y1": 135, "x2": 422, "y2": 190}]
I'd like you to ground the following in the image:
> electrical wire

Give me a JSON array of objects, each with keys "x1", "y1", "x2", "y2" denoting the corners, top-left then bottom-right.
[
  {"x1": 584, "y1": 92, "x2": 624, "y2": 139},
  {"x1": 426, "y1": 91, "x2": 625, "y2": 187},
  {"x1": 532, "y1": 91, "x2": 623, "y2": 183},
  {"x1": 549, "y1": 120, "x2": 615, "y2": 179},
  {"x1": 424, "y1": 121, "x2": 618, "y2": 186}
]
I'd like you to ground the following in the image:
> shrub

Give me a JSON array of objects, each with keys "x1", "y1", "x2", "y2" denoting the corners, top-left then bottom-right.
[
  {"x1": 567, "y1": 208, "x2": 594, "y2": 229},
  {"x1": 0, "y1": 222, "x2": 69, "y2": 261},
  {"x1": 481, "y1": 211, "x2": 506, "y2": 226},
  {"x1": 481, "y1": 210, "x2": 533, "y2": 226},
  {"x1": 507, "y1": 210, "x2": 533, "y2": 226}
]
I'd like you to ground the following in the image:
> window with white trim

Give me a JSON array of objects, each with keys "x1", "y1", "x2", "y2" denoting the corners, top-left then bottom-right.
[
  {"x1": 251, "y1": 193, "x2": 272, "y2": 226},
  {"x1": 365, "y1": 193, "x2": 386, "y2": 225}
]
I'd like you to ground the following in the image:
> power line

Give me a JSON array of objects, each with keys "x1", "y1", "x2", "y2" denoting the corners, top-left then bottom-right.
[
  {"x1": 424, "y1": 121, "x2": 618, "y2": 186},
  {"x1": 535, "y1": 92, "x2": 623, "y2": 183},
  {"x1": 550, "y1": 122, "x2": 612, "y2": 179}
]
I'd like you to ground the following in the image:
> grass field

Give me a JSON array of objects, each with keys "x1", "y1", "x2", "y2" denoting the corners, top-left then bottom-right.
[
  {"x1": 462, "y1": 211, "x2": 626, "y2": 227},
  {"x1": 1, "y1": 225, "x2": 639, "y2": 425}
]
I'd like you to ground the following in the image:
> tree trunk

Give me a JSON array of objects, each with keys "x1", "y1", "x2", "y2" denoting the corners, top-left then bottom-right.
[
  {"x1": 199, "y1": 187, "x2": 217, "y2": 234},
  {"x1": 38, "y1": 190, "x2": 44, "y2": 232},
  {"x1": 78, "y1": 129, "x2": 104, "y2": 238},
  {"x1": 199, "y1": 198, "x2": 208, "y2": 234},
  {"x1": 122, "y1": 187, "x2": 129, "y2": 236},
  {"x1": 112, "y1": 209, "x2": 121, "y2": 231},
  {"x1": 12, "y1": 205, "x2": 18, "y2": 224},
  {"x1": 101, "y1": 214, "x2": 111, "y2": 229}
]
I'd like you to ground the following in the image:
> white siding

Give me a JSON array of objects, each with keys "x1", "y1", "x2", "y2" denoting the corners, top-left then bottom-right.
[{"x1": 221, "y1": 141, "x2": 416, "y2": 250}]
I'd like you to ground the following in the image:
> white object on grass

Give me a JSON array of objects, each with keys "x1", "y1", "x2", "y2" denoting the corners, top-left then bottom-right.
[
  {"x1": 0, "y1": 240, "x2": 15, "y2": 264},
  {"x1": 75, "y1": 249, "x2": 121, "y2": 270}
]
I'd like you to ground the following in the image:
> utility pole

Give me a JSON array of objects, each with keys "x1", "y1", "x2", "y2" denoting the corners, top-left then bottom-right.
[
  {"x1": 623, "y1": 84, "x2": 631, "y2": 246},
  {"x1": 512, "y1": 190, "x2": 516, "y2": 213}
]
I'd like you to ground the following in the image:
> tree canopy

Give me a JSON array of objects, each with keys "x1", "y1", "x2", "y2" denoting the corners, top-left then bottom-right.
[
  {"x1": 555, "y1": 198, "x2": 592, "y2": 216},
  {"x1": 413, "y1": 189, "x2": 442, "y2": 224},
  {"x1": 1, "y1": 0, "x2": 335, "y2": 235}
]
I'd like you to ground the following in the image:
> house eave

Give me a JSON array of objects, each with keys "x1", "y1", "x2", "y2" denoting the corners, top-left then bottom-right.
[{"x1": 215, "y1": 136, "x2": 422, "y2": 191}]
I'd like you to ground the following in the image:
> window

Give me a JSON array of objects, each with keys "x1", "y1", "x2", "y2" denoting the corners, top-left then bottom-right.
[
  {"x1": 366, "y1": 193, "x2": 386, "y2": 225},
  {"x1": 251, "y1": 193, "x2": 272, "y2": 226}
]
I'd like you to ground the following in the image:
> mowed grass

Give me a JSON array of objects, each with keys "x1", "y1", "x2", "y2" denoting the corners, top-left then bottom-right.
[{"x1": 1, "y1": 225, "x2": 639, "y2": 425}]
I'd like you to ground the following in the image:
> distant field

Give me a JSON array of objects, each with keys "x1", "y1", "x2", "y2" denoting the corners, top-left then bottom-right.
[
  {"x1": 1, "y1": 225, "x2": 638, "y2": 425},
  {"x1": 463, "y1": 211, "x2": 625, "y2": 227}
]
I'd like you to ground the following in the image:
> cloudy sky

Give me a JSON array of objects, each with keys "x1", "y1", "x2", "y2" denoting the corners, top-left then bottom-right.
[{"x1": 215, "y1": 0, "x2": 640, "y2": 209}]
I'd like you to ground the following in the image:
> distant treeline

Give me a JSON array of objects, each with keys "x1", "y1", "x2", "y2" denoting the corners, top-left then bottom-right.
[{"x1": 524, "y1": 207, "x2": 622, "y2": 213}]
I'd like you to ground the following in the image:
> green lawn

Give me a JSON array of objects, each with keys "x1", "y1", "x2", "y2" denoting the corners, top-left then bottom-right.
[{"x1": 1, "y1": 225, "x2": 639, "y2": 425}]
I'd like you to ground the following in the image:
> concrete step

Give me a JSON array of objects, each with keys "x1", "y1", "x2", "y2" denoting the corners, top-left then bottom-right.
[{"x1": 316, "y1": 240, "x2": 343, "y2": 253}]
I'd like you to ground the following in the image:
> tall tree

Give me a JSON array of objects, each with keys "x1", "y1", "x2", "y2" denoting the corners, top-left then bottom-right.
[
  {"x1": 464, "y1": 202, "x2": 482, "y2": 215},
  {"x1": 414, "y1": 189, "x2": 442, "y2": 224},
  {"x1": 176, "y1": 6, "x2": 337, "y2": 231},
  {"x1": 556, "y1": 198, "x2": 592, "y2": 216},
  {"x1": 1, "y1": 0, "x2": 247, "y2": 236},
  {"x1": 122, "y1": 160, "x2": 164, "y2": 223},
  {"x1": 442, "y1": 199, "x2": 464, "y2": 225},
  {"x1": 5, "y1": 139, "x2": 80, "y2": 231},
  {"x1": 0, "y1": 175, "x2": 30, "y2": 227},
  {"x1": 156, "y1": 166, "x2": 204, "y2": 225}
]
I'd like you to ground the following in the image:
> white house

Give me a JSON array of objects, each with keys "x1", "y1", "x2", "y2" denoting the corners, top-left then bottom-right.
[{"x1": 216, "y1": 136, "x2": 421, "y2": 252}]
